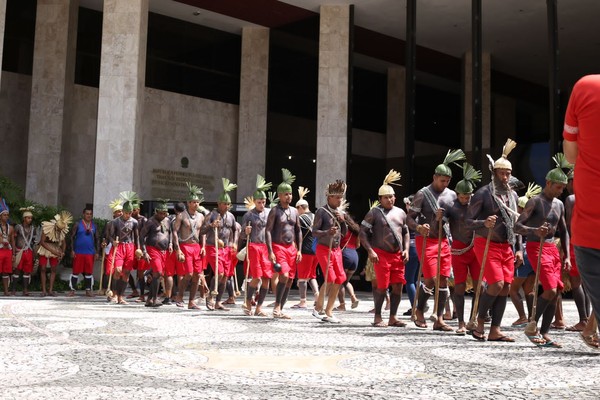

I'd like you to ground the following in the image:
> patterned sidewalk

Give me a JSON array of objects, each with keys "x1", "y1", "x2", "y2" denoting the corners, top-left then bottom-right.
[{"x1": 0, "y1": 293, "x2": 598, "y2": 399}]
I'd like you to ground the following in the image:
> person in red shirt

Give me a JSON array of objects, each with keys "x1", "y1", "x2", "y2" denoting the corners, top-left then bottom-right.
[{"x1": 563, "y1": 74, "x2": 600, "y2": 349}]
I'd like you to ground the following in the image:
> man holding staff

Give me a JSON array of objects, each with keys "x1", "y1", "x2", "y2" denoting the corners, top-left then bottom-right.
[
  {"x1": 172, "y1": 183, "x2": 205, "y2": 310},
  {"x1": 265, "y1": 169, "x2": 302, "y2": 319},
  {"x1": 239, "y1": 175, "x2": 272, "y2": 316},
  {"x1": 311, "y1": 180, "x2": 348, "y2": 323},
  {"x1": 515, "y1": 154, "x2": 571, "y2": 347},
  {"x1": 360, "y1": 171, "x2": 409, "y2": 327},
  {"x1": 408, "y1": 150, "x2": 465, "y2": 331},
  {"x1": 11, "y1": 208, "x2": 37, "y2": 296},
  {"x1": 465, "y1": 139, "x2": 523, "y2": 342},
  {"x1": 445, "y1": 163, "x2": 482, "y2": 335},
  {"x1": 200, "y1": 178, "x2": 237, "y2": 311},
  {"x1": 140, "y1": 199, "x2": 172, "y2": 308}
]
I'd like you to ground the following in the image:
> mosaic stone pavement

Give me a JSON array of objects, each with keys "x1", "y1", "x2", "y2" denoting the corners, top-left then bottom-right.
[{"x1": 1, "y1": 292, "x2": 598, "y2": 400}]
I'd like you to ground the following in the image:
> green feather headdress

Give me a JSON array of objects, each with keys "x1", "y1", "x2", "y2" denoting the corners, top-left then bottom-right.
[
  {"x1": 119, "y1": 191, "x2": 141, "y2": 212},
  {"x1": 276, "y1": 168, "x2": 296, "y2": 194},
  {"x1": 435, "y1": 149, "x2": 466, "y2": 177},
  {"x1": 455, "y1": 163, "x2": 482, "y2": 194},
  {"x1": 218, "y1": 178, "x2": 237, "y2": 204},
  {"x1": 545, "y1": 153, "x2": 572, "y2": 185},
  {"x1": 369, "y1": 199, "x2": 380, "y2": 210},
  {"x1": 186, "y1": 182, "x2": 204, "y2": 202},
  {"x1": 253, "y1": 175, "x2": 272, "y2": 200},
  {"x1": 155, "y1": 198, "x2": 169, "y2": 212}
]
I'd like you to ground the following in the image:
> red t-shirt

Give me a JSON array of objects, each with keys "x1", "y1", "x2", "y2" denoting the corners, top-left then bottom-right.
[{"x1": 562, "y1": 74, "x2": 600, "y2": 249}]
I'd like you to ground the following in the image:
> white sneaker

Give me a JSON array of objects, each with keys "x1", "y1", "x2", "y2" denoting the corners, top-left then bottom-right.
[
  {"x1": 322, "y1": 315, "x2": 341, "y2": 324},
  {"x1": 311, "y1": 308, "x2": 322, "y2": 319}
]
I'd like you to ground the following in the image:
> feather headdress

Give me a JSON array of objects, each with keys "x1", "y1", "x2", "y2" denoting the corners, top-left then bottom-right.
[
  {"x1": 120, "y1": 191, "x2": 141, "y2": 212},
  {"x1": 244, "y1": 196, "x2": 256, "y2": 211},
  {"x1": 455, "y1": 163, "x2": 482, "y2": 194},
  {"x1": 378, "y1": 169, "x2": 401, "y2": 196},
  {"x1": 435, "y1": 149, "x2": 467, "y2": 177},
  {"x1": 296, "y1": 186, "x2": 310, "y2": 207},
  {"x1": 326, "y1": 180, "x2": 347, "y2": 196},
  {"x1": 545, "y1": 152, "x2": 572, "y2": 185},
  {"x1": 490, "y1": 139, "x2": 517, "y2": 171},
  {"x1": 518, "y1": 182, "x2": 542, "y2": 209},
  {"x1": 218, "y1": 178, "x2": 237, "y2": 203},
  {"x1": 277, "y1": 168, "x2": 296, "y2": 194},
  {"x1": 253, "y1": 175, "x2": 272, "y2": 200},
  {"x1": 186, "y1": 182, "x2": 204, "y2": 202},
  {"x1": 109, "y1": 198, "x2": 123, "y2": 212},
  {"x1": 267, "y1": 191, "x2": 280, "y2": 208}
]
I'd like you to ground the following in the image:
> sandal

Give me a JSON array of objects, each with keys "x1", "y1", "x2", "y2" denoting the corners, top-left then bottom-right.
[
  {"x1": 414, "y1": 320, "x2": 427, "y2": 329},
  {"x1": 371, "y1": 321, "x2": 388, "y2": 328},
  {"x1": 388, "y1": 320, "x2": 406, "y2": 327},
  {"x1": 455, "y1": 327, "x2": 467, "y2": 336},
  {"x1": 488, "y1": 335, "x2": 515, "y2": 343},
  {"x1": 539, "y1": 339, "x2": 562, "y2": 348},
  {"x1": 579, "y1": 332, "x2": 600, "y2": 350},
  {"x1": 242, "y1": 305, "x2": 252, "y2": 316},
  {"x1": 525, "y1": 333, "x2": 546, "y2": 346},
  {"x1": 471, "y1": 329, "x2": 487, "y2": 341},
  {"x1": 351, "y1": 299, "x2": 360, "y2": 309},
  {"x1": 433, "y1": 324, "x2": 454, "y2": 332},
  {"x1": 254, "y1": 310, "x2": 268, "y2": 317}
]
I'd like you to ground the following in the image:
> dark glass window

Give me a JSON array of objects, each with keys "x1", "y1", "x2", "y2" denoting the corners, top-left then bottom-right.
[
  {"x1": 353, "y1": 67, "x2": 386, "y2": 134},
  {"x1": 74, "y1": 7, "x2": 102, "y2": 87},
  {"x1": 145, "y1": 13, "x2": 241, "y2": 104},
  {"x1": 415, "y1": 84, "x2": 461, "y2": 148},
  {"x1": 1, "y1": 0, "x2": 36, "y2": 75}
]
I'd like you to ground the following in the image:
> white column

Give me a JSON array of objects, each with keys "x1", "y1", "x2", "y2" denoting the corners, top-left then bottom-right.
[
  {"x1": 93, "y1": 0, "x2": 148, "y2": 219},
  {"x1": 315, "y1": 4, "x2": 351, "y2": 208},
  {"x1": 25, "y1": 0, "x2": 79, "y2": 205},
  {"x1": 236, "y1": 27, "x2": 270, "y2": 201}
]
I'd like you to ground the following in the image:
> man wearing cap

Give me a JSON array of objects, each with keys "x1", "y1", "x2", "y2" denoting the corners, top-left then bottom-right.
[
  {"x1": 200, "y1": 178, "x2": 237, "y2": 311},
  {"x1": 466, "y1": 139, "x2": 523, "y2": 342},
  {"x1": 360, "y1": 170, "x2": 410, "y2": 327},
  {"x1": 266, "y1": 169, "x2": 302, "y2": 319},
  {"x1": 109, "y1": 192, "x2": 141, "y2": 305},
  {"x1": 515, "y1": 154, "x2": 571, "y2": 347},
  {"x1": 311, "y1": 180, "x2": 349, "y2": 323},
  {"x1": 239, "y1": 175, "x2": 272, "y2": 316},
  {"x1": 408, "y1": 150, "x2": 465, "y2": 331},
  {"x1": 0, "y1": 209, "x2": 15, "y2": 296},
  {"x1": 172, "y1": 184, "x2": 205, "y2": 310},
  {"x1": 445, "y1": 163, "x2": 482, "y2": 334},
  {"x1": 140, "y1": 200, "x2": 171, "y2": 308},
  {"x1": 69, "y1": 206, "x2": 100, "y2": 297},
  {"x1": 293, "y1": 186, "x2": 319, "y2": 309},
  {"x1": 11, "y1": 208, "x2": 38, "y2": 296}
]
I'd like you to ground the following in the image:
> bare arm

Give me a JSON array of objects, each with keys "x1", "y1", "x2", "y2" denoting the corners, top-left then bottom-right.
[{"x1": 563, "y1": 140, "x2": 578, "y2": 164}]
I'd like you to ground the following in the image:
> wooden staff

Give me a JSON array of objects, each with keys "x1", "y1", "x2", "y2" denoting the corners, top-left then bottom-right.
[
  {"x1": 466, "y1": 228, "x2": 493, "y2": 332},
  {"x1": 525, "y1": 234, "x2": 546, "y2": 336},
  {"x1": 211, "y1": 225, "x2": 219, "y2": 296},
  {"x1": 242, "y1": 223, "x2": 251, "y2": 293}
]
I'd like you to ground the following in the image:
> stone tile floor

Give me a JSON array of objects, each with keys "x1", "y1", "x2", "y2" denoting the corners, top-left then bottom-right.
[{"x1": 1, "y1": 292, "x2": 598, "y2": 399}]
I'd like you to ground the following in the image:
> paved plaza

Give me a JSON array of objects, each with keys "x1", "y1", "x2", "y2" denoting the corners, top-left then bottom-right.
[{"x1": 1, "y1": 292, "x2": 598, "y2": 400}]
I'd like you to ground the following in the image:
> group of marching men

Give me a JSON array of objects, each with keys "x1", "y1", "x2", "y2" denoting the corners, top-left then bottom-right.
[{"x1": 1, "y1": 138, "x2": 594, "y2": 348}]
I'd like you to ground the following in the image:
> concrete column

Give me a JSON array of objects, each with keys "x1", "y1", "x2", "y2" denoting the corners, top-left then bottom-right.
[
  {"x1": 315, "y1": 5, "x2": 351, "y2": 208},
  {"x1": 386, "y1": 66, "x2": 406, "y2": 171},
  {"x1": 0, "y1": 0, "x2": 6, "y2": 88},
  {"x1": 93, "y1": 0, "x2": 148, "y2": 219},
  {"x1": 25, "y1": 0, "x2": 79, "y2": 205},
  {"x1": 236, "y1": 27, "x2": 270, "y2": 201},
  {"x1": 463, "y1": 51, "x2": 491, "y2": 169}
]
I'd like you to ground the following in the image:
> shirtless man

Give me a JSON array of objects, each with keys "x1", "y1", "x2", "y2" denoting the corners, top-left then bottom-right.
[
  {"x1": 109, "y1": 193, "x2": 141, "y2": 304},
  {"x1": 266, "y1": 169, "x2": 302, "y2": 319},
  {"x1": 312, "y1": 180, "x2": 348, "y2": 323},
  {"x1": 445, "y1": 163, "x2": 482, "y2": 335},
  {"x1": 0, "y1": 210, "x2": 15, "y2": 296},
  {"x1": 239, "y1": 175, "x2": 272, "y2": 316},
  {"x1": 172, "y1": 184, "x2": 205, "y2": 310},
  {"x1": 465, "y1": 139, "x2": 523, "y2": 342},
  {"x1": 11, "y1": 208, "x2": 38, "y2": 296},
  {"x1": 140, "y1": 200, "x2": 171, "y2": 307},
  {"x1": 408, "y1": 150, "x2": 465, "y2": 331},
  {"x1": 163, "y1": 202, "x2": 185, "y2": 305},
  {"x1": 360, "y1": 171, "x2": 410, "y2": 327},
  {"x1": 130, "y1": 204, "x2": 148, "y2": 301},
  {"x1": 515, "y1": 155, "x2": 571, "y2": 348}
]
